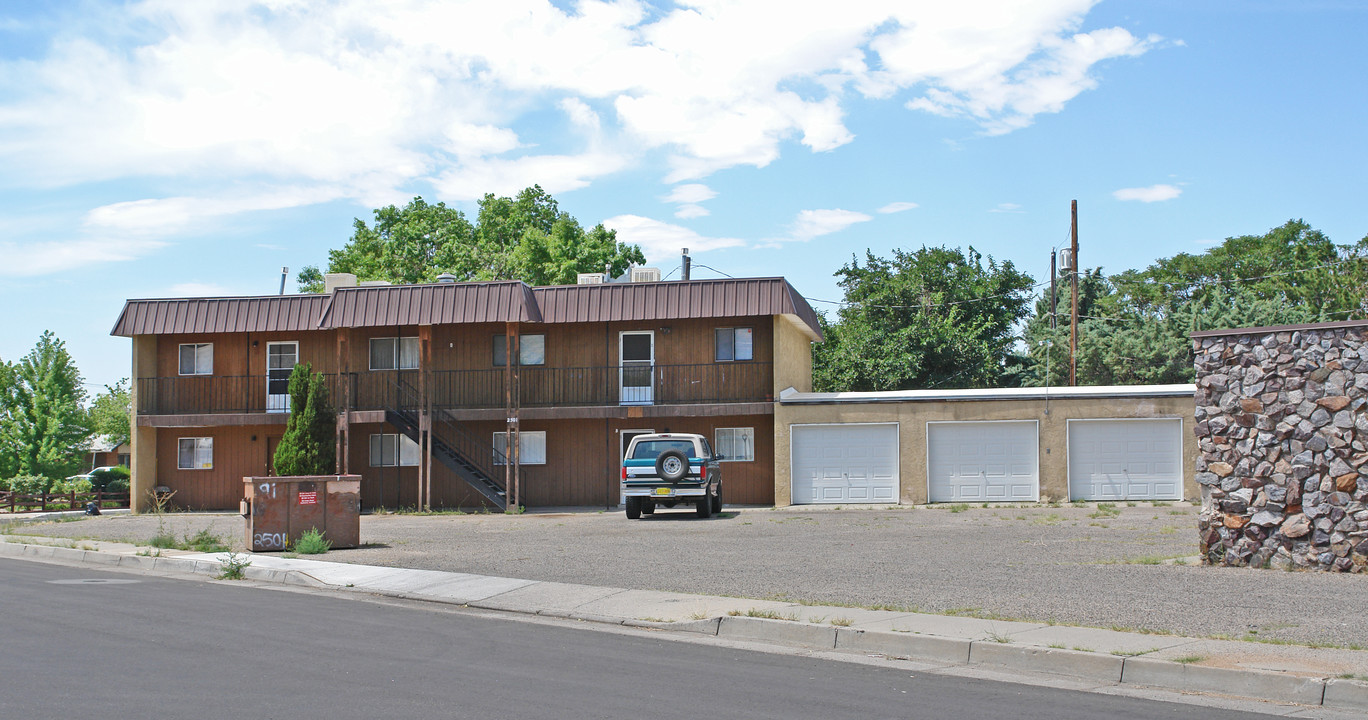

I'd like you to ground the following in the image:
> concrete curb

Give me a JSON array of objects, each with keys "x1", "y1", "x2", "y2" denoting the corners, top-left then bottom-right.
[
  {"x1": 1121, "y1": 656, "x2": 1326, "y2": 706},
  {"x1": 0, "y1": 538, "x2": 1354, "y2": 711}
]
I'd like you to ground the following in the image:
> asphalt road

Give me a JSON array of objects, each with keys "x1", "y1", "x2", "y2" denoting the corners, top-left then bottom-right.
[
  {"x1": 16, "y1": 505, "x2": 1367, "y2": 647},
  {"x1": 0, "y1": 558, "x2": 1286, "y2": 720}
]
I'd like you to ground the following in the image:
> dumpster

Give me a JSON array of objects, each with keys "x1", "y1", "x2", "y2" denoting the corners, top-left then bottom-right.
[{"x1": 242, "y1": 475, "x2": 361, "y2": 552}]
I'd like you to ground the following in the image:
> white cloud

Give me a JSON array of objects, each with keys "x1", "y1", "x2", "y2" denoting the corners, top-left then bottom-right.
[
  {"x1": 788, "y1": 209, "x2": 873, "y2": 242},
  {"x1": 989, "y1": 203, "x2": 1024, "y2": 213},
  {"x1": 0, "y1": 1, "x2": 1157, "y2": 274},
  {"x1": 0, "y1": 237, "x2": 166, "y2": 277},
  {"x1": 1113, "y1": 184, "x2": 1182, "y2": 202},
  {"x1": 83, "y1": 187, "x2": 346, "y2": 237},
  {"x1": 601, "y1": 214, "x2": 745, "y2": 257},
  {"x1": 878, "y1": 201, "x2": 919, "y2": 214},
  {"x1": 674, "y1": 204, "x2": 709, "y2": 219},
  {"x1": 662, "y1": 183, "x2": 718, "y2": 204}
]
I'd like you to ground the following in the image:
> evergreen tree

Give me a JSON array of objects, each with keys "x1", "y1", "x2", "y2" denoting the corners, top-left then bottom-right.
[
  {"x1": 272, "y1": 363, "x2": 336, "y2": 476},
  {"x1": 0, "y1": 332, "x2": 89, "y2": 482}
]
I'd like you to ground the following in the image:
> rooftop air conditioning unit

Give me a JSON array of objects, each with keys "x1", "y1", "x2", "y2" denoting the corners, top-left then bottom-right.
[
  {"x1": 577, "y1": 273, "x2": 606, "y2": 285},
  {"x1": 630, "y1": 267, "x2": 661, "y2": 283}
]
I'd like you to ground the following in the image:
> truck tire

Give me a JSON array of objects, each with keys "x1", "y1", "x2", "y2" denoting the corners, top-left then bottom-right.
[
  {"x1": 642, "y1": 500, "x2": 656, "y2": 515},
  {"x1": 711, "y1": 484, "x2": 722, "y2": 514},
  {"x1": 696, "y1": 492, "x2": 712, "y2": 518},
  {"x1": 626, "y1": 497, "x2": 642, "y2": 519},
  {"x1": 656, "y1": 449, "x2": 688, "y2": 482}
]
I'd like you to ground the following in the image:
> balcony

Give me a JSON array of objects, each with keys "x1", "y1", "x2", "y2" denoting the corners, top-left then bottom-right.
[{"x1": 135, "y1": 363, "x2": 773, "y2": 415}]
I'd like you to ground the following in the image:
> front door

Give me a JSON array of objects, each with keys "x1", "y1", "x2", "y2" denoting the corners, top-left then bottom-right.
[
  {"x1": 619, "y1": 331, "x2": 654, "y2": 405},
  {"x1": 620, "y1": 428, "x2": 654, "y2": 506},
  {"x1": 266, "y1": 342, "x2": 298, "y2": 413}
]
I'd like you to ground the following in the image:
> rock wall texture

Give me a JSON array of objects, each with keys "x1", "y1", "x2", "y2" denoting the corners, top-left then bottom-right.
[{"x1": 1194, "y1": 326, "x2": 1368, "y2": 572}]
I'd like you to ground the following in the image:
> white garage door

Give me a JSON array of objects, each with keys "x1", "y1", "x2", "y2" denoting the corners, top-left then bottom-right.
[
  {"x1": 790, "y1": 424, "x2": 899, "y2": 504},
  {"x1": 928, "y1": 421, "x2": 1038, "y2": 502},
  {"x1": 1068, "y1": 419, "x2": 1182, "y2": 501}
]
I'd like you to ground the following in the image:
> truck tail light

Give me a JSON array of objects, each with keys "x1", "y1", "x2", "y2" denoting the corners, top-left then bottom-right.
[
  {"x1": 621, "y1": 466, "x2": 627, "y2": 480},
  {"x1": 700, "y1": 465, "x2": 707, "y2": 481}
]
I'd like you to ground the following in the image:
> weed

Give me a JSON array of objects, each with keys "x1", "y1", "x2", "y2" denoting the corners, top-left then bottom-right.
[
  {"x1": 689, "y1": 610, "x2": 713, "y2": 620},
  {"x1": 638, "y1": 616, "x2": 669, "y2": 623},
  {"x1": 1048, "y1": 643, "x2": 1065, "y2": 649},
  {"x1": 1125, "y1": 502, "x2": 1137, "y2": 507},
  {"x1": 1089, "y1": 503, "x2": 1120, "y2": 519},
  {"x1": 1168, "y1": 510, "x2": 1186, "y2": 516},
  {"x1": 1151, "y1": 501, "x2": 1172, "y2": 507},
  {"x1": 984, "y1": 630, "x2": 1013, "y2": 644},
  {"x1": 148, "y1": 533, "x2": 178, "y2": 549},
  {"x1": 292, "y1": 527, "x2": 331, "y2": 555},
  {"x1": 135, "y1": 548, "x2": 161, "y2": 557},
  {"x1": 1111, "y1": 648, "x2": 1158, "y2": 657},
  {"x1": 1089, "y1": 522, "x2": 1108, "y2": 528},
  {"x1": 1172, "y1": 655, "x2": 1205, "y2": 665},
  {"x1": 731, "y1": 608, "x2": 798, "y2": 621},
  {"x1": 216, "y1": 551, "x2": 252, "y2": 580},
  {"x1": 1070, "y1": 501, "x2": 1087, "y2": 508},
  {"x1": 1032, "y1": 514, "x2": 1064, "y2": 526},
  {"x1": 947, "y1": 503, "x2": 970, "y2": 513},
  {"x1": 980, "y1": 502, "x2": 989, "y2": 509},
  {"x1": 1073, "y1": 646, "x2": 1093, "y2": 653},
  {"x1": 830, "y1": 617, "x2": 854, "y2": 627},
  {"x1": 808, "y1": 615, "x2": 827, "y2": 624},
  {"x1": 184, "y1": 529, "x2": 229, "y2": 553}
]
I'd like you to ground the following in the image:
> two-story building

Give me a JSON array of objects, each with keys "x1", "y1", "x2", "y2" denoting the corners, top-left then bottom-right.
[{"x1": 113, "y1": 274, "x2": 823, "y2": 512}]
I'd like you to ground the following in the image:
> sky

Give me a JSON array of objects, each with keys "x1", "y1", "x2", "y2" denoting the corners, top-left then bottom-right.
[{"x1": 0, "y1": 0, "x2": 1365, "y2": 394}]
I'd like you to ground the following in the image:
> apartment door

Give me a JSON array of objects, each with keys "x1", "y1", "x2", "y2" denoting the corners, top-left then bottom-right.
[
  {"x1": 266, "y1": 342, "x2": 298, "y2": 413},
  {"x1": 619, "y1": 331, "x2": 654, "y2": 405}
]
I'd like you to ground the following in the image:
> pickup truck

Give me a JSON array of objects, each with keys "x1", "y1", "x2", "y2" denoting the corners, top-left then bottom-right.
[{"x1": 621, "y1": 433, "x2": 722, "y2": 519}]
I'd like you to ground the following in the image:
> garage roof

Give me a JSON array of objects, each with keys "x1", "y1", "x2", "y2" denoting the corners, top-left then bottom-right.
[{"x1": 778, "y1": 384, "x2": 1196, "y2": 404}]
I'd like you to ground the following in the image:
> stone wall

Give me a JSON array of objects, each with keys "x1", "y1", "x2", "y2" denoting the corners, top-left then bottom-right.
[{"x1": 1194, "y1": 324, "x2": 1368, "y2": 572}]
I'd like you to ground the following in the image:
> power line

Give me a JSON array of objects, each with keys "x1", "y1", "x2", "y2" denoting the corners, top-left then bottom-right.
[
  {"x1": 692, "y1": 263, "x2": 734, "y2": 279},
  {"x1": 805, "y1": 279, "x2": 1050, "y2": 312}
]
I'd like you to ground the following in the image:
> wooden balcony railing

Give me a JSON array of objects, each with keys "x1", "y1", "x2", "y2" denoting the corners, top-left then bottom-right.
[{"x1": 135, "y1": 363, "x2": 773, "y2": 415}]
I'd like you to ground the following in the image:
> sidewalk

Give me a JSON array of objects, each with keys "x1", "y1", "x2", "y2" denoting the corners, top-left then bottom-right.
[{"x1": 3, "y1": 533, "x2": 1366, "y2": 715}]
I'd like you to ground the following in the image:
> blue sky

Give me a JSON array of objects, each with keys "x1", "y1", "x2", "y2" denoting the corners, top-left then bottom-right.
[{"x1": 1, "y1": 0, "x2": 1364, "y2": 393}]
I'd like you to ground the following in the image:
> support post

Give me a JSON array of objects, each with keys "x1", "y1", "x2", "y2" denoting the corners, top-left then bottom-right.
[{"x1": 1069, "y1": 199, "x2": 1079, "y2": 387}]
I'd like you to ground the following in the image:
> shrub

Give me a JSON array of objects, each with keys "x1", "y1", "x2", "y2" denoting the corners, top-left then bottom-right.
[
  {"x1": 4, "y1": 475, "x2": 55, "y2": 494},
  {"x1": 56, "y1": 477, "x2": 93, "y2": 494},
  {"x1": 273, "y1": 363, "x2": 336, "y2": 476},
  {"x1": 89, "y1": 466, "x2": 130, "y2": 493},
  {"x1": 292, "y1": 527, "x2": 331, "y2": 555}
]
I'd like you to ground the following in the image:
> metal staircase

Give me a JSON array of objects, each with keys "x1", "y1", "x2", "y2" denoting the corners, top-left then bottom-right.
[{"x1": 384, "y1": 378, "x2": 508, "y2": 511}]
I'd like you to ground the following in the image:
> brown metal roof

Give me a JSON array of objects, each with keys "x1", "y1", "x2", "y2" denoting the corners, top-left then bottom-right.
[
  {"x1": 318, "y1": 281, "x2": 540, "y2": 328},
  {"x1": 533, "y1": 277, "x2": 823, "y2": 339},
  {"x1": 112, "y1": 277, "x2": 822, "y2": 338},
  {"x1": 1190, "y1": 318, "x2": 1368, "y2": 339},
  {"x1": 111, "y1": 295, "x2": 333, "y2": 336}
]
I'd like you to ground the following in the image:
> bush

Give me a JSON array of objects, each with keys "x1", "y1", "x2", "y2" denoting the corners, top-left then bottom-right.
[
  {"x1": 56, "y1": 477, "x2": 93, "y2": 494},
  {"x1": 4, "y1": 475, "x2": 55, "y2": 494},
  {"x1": 89, "y1": 466, "x2": 130, "y2": 493},
  {"x1": 273, "y1": 363, "x2": 336, "y2": 476},
  {"x1": 292, "y1": 527, "x2": 331, "y2": 555}
]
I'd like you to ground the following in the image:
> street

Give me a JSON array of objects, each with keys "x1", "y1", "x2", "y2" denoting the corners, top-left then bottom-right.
[{"x1": 0, "y1": 558, "x2": 1284, "y2": 720}]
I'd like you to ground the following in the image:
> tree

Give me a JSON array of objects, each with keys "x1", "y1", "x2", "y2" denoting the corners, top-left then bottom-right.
[
  {"x1": 0, "y1": 360, "x2": 14, "y2": 479},
  {"x1": 87, "y1": 379, "x2": 131, "y2": 446},
  {"x1": 297, "y1": 186, "x2": 645, "y2": 291},
  {"x1": 812, "y1": 247, "x2": 1036, "y2": 391},
  {"x1": 272, "y1": 363, "x2": 336, "y2": 476},
  {"x1": 0, "y1": 332, "x2": 89, "y2": 482},
  {"x1": 1017, "y1": 220, "x2": 1363, "y2": 386}
]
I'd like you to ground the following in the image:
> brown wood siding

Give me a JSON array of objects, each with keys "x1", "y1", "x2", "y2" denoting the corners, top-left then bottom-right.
[
  {"x1": 155, "y1": 425, "x2": 276, "y2": 510},
  {"x1": 152, "y1": 331, "x2": 335, "y2": 377}
]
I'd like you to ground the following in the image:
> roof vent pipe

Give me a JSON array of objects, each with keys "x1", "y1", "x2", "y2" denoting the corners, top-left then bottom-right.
[
  {"x1": 279, "y1": 267, "x2": 288, "y2": 295},
  {"x1": 682, "y1": 248, "x2": 690, "y2": 281},
  {"x1": 436, "y1": 273, "x2": 457, "y2": 283}
]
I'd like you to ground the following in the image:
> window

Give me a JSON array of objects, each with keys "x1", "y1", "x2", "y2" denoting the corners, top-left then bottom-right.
[
  {"x1": 370, "y1": 337, "x2": 420, "y2": 370},
  {"x1": 493, "y1": 430, "x2": 547, "y2": 465},
  {"x1": 493, "y1": 334, "x2": 546, "y2": 366},
  {"x1": 715, "y1": 427, "x2": 755, "y2": 462},
  {"x1": 714, "y1": 328, "x2": 753, "y2": 362},
  {"x1": 178, "y1": 343, "x2": 213, "y2": 375},
  {"x1": 177, "y1": 437, "x2": 213, "y2": 469},
  {"x1": 369, "y1": 433, "x2": 419, "y2": 467}
]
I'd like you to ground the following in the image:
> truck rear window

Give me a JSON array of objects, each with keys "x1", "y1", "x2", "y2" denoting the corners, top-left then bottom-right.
[{"x1": 630, "y1": 440, "x2": 695, "y2": 460}]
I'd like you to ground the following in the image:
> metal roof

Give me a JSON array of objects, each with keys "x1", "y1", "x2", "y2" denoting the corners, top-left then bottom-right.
[
  {"x1": 534, "y1": 277, "x2": 823, "y2": 339},
  {"x1": 110, "y1": 294, "x2": 332, "y2": 336},
  {"x1": 112, "y1": 277, "x2": 823, "y2": 338},
  {"x1": 778, "y1": 384, "x2": 1196, "y2": 404},
  {"x1": 318, "y1": 281, "x2": 540, "y2": 328},
  {"x1": 1190, "y1": 318, "x2": 1368, "y2": 339}
]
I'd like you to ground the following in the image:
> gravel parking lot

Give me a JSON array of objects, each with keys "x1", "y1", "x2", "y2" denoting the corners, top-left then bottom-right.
[{"x1": 10, "y1": 503, "x2": 1366, "y2": 647}]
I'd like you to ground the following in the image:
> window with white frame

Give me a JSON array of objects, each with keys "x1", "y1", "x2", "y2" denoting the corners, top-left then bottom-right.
[
  {"x1": 177, "y1": 437, "x2": 213, "y2": 469},
  {"x1": 178, "y1": 343, "x2": 213, "y2": 375},
  {"x1": 493, "y1": 334, "x2": 545, "y2": 366},
  {"x1": 370, "y1": 337, "x2": 420, "y2": 370},
  {"x1": 369, "y1": 433, "x2": 419, "y2": 467},
  {"x1": 715, "y1": 427, "x2": 755, "y2": 462},
  {"x1": 714, "y1": 328, "x2": 753, "y2": 362},
  {"x1": 493, "y1": 430, "x2": 547, "y2": 465}
]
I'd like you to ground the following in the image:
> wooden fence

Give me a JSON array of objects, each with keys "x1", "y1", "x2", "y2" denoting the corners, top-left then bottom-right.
[{"x1": 0, "y1": 490, "x2": 131, "y2": 514}]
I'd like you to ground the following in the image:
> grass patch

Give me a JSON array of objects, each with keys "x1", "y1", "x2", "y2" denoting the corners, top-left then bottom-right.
[
  {"x1": 947, "y1": 504, "x2": 970, "y2": 514},
  {"x1": 830, "y1": 617, "x2": 854, "y2": 627},
  {"x1": 1072, "y1": 646, "x2": 1093, "y2": 653},
  {"x1": 1172, "y1": 655, "x2": 1205, "y2": 665},
  {"x1": 1089, "y1": 503, "x2": 1120, "y2": 519},
  {"x1": 1048, "y1": 643, "x2": 1065, "y2": 649},
  {"x1": 688, "y1": 611, "x2": 709, "y2": 620},
  {"x1": 184, "y1": 529, "x2": 229, "y2": 553},
  {"x1": 984, "y1": 630, "x2": 1012, "y2": 644},
  {"x1": 1111, "y1": 648, "x2": 1157, "y2": 657},
  {"x1": 216, "y1": 551, "x2": 251, "y2": 580},
  {"x1": 728, "y1": 608, "x2": 799, "y2": 622},
  {"x1": 1032, "y1": 514, "x2": 1065, "y2": 526},
  {"x1": 292, "y1": 527, "x2": 331, "y2": 555}
]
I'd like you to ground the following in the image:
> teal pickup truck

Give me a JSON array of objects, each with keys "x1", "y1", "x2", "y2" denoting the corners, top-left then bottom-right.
[{"x1": 621, "y1": 433, "x2": 723, "y2": 519}]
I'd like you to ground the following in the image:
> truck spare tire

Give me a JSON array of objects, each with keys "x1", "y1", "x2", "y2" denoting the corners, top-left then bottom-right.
[{"x1": 655, "y1": 449, "x2": 688, "y2": 482}]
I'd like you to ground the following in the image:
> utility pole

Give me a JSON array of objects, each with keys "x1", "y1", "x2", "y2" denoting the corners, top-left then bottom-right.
[
  {"x1": 1069, "y1": 200, "x2": 1079, "y2": 386},
  {"x1": 1049, "y1": 250, "x2": 1057, "y2": 330}
]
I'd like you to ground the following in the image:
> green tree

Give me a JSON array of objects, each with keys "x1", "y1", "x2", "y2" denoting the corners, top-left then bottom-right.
[
  {"x1": 0, "y1": 360, "x2": 14, "y2": 479},
  {"x1": 272, "y1": 363, "x2": 336, "y2": 476},
  {"x1": 0, "y1": 332, "x2": 89, "y2": 481},
  {"x1": 813, "y1": 247, "x2": 1036, "y2": 391},
  {"x1": 297, "y1": 186, "x2": 645, "y2": 291},
  {"x1": 87, "y1": 379, "x2": 131, "y2": 446}
]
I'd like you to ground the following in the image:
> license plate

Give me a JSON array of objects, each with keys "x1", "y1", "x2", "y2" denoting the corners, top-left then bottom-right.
[{"x1": 654, "y1": 488, "x2": 670, "y2": 496}]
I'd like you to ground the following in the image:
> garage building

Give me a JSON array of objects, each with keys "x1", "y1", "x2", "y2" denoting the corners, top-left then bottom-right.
[{"x1": 775, "y1": 384, "x2": 1195, "y2": 506}]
